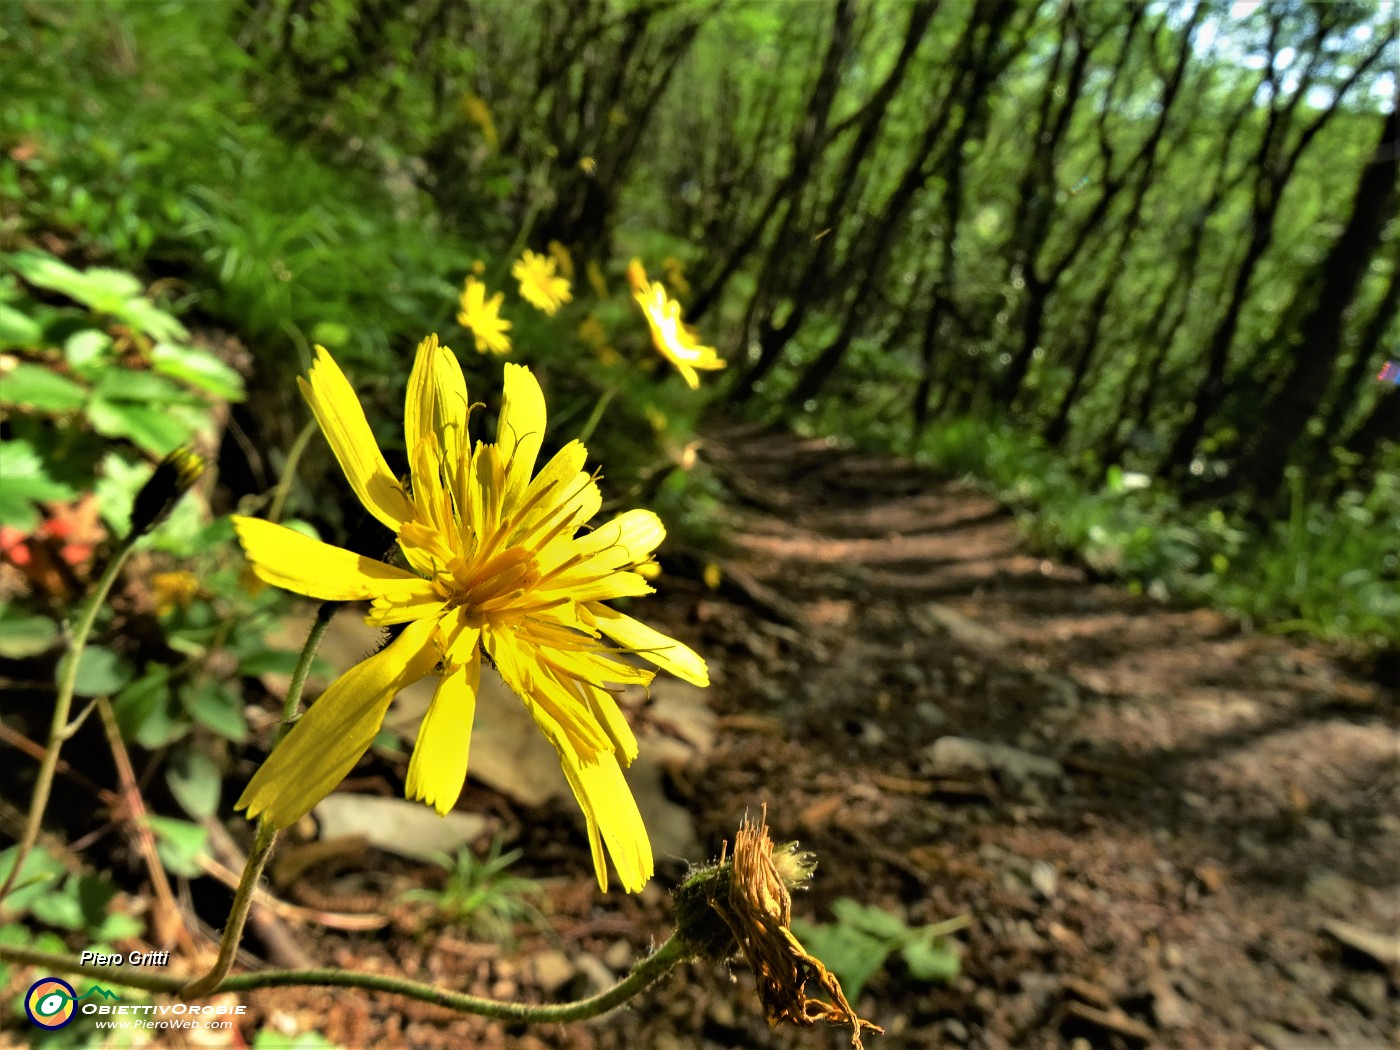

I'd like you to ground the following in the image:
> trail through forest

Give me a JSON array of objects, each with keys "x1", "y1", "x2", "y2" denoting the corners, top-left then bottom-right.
[{"x1": 239, "y1": 422, "x2": 1398, "y2": 1050}]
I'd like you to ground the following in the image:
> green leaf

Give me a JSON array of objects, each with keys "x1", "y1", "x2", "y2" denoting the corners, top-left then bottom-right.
[
  {"x1": 0, "y1": 361, "x2": 87, "y2": 411},
  {"x1": 151, "y1": 342, "x2": 245, "y2": 401},
  {"x1": 145, "y1": 816, "x2": 209, "y2": 877},
  {"x1": 829, "y1": 898, "x2": 910, "y2": 942},
  {"x1": 73, "y1": 873, "x2": 120, "y2": 931},
  {"x1": 93, "y1": 369, "x2": 191, "y2": 403},
  {"x1": 58, "y1": 645, "x2": 135, "y2": 697},
  {"x1": 112, "y1": 666, "x2": 188, "y2": 748},
  {"x1": 166, "y1": 744, "x2": 221, "y2": 819},
  {"x1": 64, "y1": 328, "x2": 114, "y2": 377},
  {"x1": 0, "y1": 845, "x2": 66, "y2": 916},
  {"x1": 8, "y1": 250, "x2": 94, "y2": 301},
  {"x1": 0, "y1": 603, "x2": 59, "y2": 658},
  {"x1": 310, "y1": 321, "x2": 351, "y2": 349},
  {"x1": 182, "y1": 680, "x2": 249, "y2": 742},
  {"x1": 900, "y1": 936, "x2": 960, "y2": 983},
  {"x1": 87, "y1": 396, "x2": 193, "y2": 455},
  {"x1": 790, "y1": 918, "x2": 892, "y2": 1003},
  {"x1": 0, "y1": 303, "x2": 42, "y2": 349},
  {"x1": 30, "y1": 882, "x2": 84, "y2": 929},
  {"x1": 0, "y1": 439, "x2": 77, "y2": 530}
]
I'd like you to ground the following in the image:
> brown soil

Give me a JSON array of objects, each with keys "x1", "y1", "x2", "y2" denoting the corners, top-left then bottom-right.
[{"x1": 8, "y1": 422, "x2": 1398, "y2": 1050}]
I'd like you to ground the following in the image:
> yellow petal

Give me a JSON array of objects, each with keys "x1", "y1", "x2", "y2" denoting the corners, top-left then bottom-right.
[
  {"x1": 512, "y1": 682, "x2": 652, "y2": 892},
  {"x1": 299, "y1": 346, "x2": 415, "y2": 531},
  {"x1": 404, "y1": 334, "x2": 468, "y2": 490},
  {"x1": 560, "y1": 750, "x2": 653, "y2": 893},
  {"x1": 237, "y1": 617, "x2": 439, "y2": 828},
  {"x1": 233, "y1": 516, "x2": 436, "y2": 603},
  {"x1": 587, "y1": 603, "x2": 709, "y2": 686},
  {"x1": 405, "y1": 656, "x2": 480, "y2": 815},
  {"x1": 497, "y1": 363, "x2": 546, "y2": 509},
  {"x1": 487, "y1": 627, "x2": 612, "y2": 758},
  {"x1": 578, "y1": 509, "x2": 665, "y2": 566}
]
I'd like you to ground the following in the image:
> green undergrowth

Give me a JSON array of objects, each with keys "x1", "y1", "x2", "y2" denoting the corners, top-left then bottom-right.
[
  {"x1": 0, "y1": 1, "x2": 722, "y2": 550},
  {"x1": 794, "y1": 409, "x2": 1400, "y2": 651}
]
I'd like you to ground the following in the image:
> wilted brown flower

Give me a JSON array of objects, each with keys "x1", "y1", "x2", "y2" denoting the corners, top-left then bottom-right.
[{"x1": 677, "y1": 809, "x2": 882, "y2": 1049}]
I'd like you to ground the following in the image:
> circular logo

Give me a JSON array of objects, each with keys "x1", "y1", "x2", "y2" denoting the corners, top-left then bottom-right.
[{"x1": 26, "y1": 977, "x2": 77, "y2": 1030}]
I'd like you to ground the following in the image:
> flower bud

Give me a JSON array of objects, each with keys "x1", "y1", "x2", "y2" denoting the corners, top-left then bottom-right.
[{"x1": 130, "y1": 446, "x2": 205, "y2": 538}]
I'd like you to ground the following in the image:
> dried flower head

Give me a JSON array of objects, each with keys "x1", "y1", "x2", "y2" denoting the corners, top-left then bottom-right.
[{"x1": 675, "y1": 810, "x2": 882, "y2": 1049}]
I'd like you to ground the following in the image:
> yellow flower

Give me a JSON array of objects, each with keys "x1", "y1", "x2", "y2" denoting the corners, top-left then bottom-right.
[
  {"x1": 547, "y1": 240, "x2": 575, "y2": 280},
  {"x1": 151, "y1": 570, "x2": 200, "y2": 615},
  {"x1": 629, "y1": 259, "x2": 725, "y2": 390},
  {"x1": 232, "y1": 336, "x2": 708, "y2": 892},
  {"x1": 512, "y1": 250, "x2": 573, "y2": 316},
  {"x1": 457, "y1": 276, "x2": 512, "y2": 355},
  {"x1": 461, "y1": 93, "x2": 498, "y2": 151},
  {"x1": 662, "y1": 256, "x2": 691, "y2": 299},
  {"x1": 586, "y1": 259, "x2": 609, "y2": 300}
]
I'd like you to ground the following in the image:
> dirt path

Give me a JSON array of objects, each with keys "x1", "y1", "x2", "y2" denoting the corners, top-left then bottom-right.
[
  {"x1": 659, "y1": 421, "x2": 1398, "y2": 1049},
  {"x1": 201, "y1": 422, "x2": 1398, "y2": 1050}
]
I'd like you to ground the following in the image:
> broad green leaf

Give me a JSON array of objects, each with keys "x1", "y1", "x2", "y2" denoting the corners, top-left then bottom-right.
[
  {"x1": 64, "y1": 328, "x2": 113, "y2": 377},
  {"x1": 7, "y1": 250, "x2": 92, "y2": 301},
  {"x1": 151, "y1": 342, "x2": 245, "y2": 401},
  {"x1": 145, "y1": 816, "x2": 208, "y2": 877},
  {"x1": 0, "y1": 845, "x2": 66, "y2": 916},
  {"x1": 900, "y1": 936, "x2": 960, "y2": 983},
  {"x1": 92, "y1": 368, "x2": 193, "y2": 404},
  {"x1": 0, "y1": 303, "x2": 42, "y2": 349},
  {"x1": 0, "y1": 362, "x2": 87, "y2": 411},
  {"x1": 182, "y1": 679, "x2": 249, "y2": 742},
  {"x1": 790, "y1": 918, "x2": 892, "y2": 1003},
  {"x1": 829, "y1": 897, "x2": 909, "y2": 941},
  {"x1": 29, "y1": 884, "x2": 84, "y2": 929},
  {"x1": 58, "y1": 645, "x2": 135, "y2": 697},
  {"x1": 0, "y1": 603, "x2": 59, "y2": 657},
  {"x1": 310, "y1": 321, "x2": 351, "y2": 349},
  {"x1": 87, "y1": 396, "x2": 192, "y2": 455},
  {"x1": 114, "y1": 295, "x2": 187, "y2": 344},
  {"x1": 112, "y1": 666, "x2": 188, "y2": 748},
  {"x1": 166, "y1": 744, "x2": 221, "y2": 819},
  {"x1": 73, "y1": 874, "x2": 120, "y2": 931}
]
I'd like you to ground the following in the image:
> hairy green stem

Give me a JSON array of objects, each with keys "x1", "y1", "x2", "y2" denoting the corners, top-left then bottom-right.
[
  {"x1": 0, "y1": 531, "x2": 139, "y2": 905},
  {"x1": 179, "y1": 820, "x2": 278, "y2": 997},
  {"x1": 2, "y1": 936, "x2": 693, "y2": 1022}
]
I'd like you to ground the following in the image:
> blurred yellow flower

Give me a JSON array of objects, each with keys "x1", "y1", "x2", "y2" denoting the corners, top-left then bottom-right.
[
  {"x1": 512, "y1": 250, "x2": 573, "y2": 316},
  {"x1": 547, "y1": 240, "x2": 575, "y2": 280},
  {"x1": 586, "y1": 259, "x2": 610, "y2": 300},
  {"x1": 579, "y1": 156, "x2": 597, "y2": 175},
  {"x1": 232, "y1": 336, "x2": 707, "y2": 893},
  {"x1": 577, "y1": 316, "x2": 608, "y2": 350},
  {"x1": 662, "y1": 256, "x2": 691, "y2": 299},
  {"x1": 629, "y1": 259, "x2": 725, "y2": 389},
  {"x1": 151, "y1": 570, "x2": 200, "y2": 615},
  {"x1": 461, "y1": 93, "x2": 498, "y2": 151},
  {"x1": 457, "y1": 276, "x2": 512, "y2": 355}
]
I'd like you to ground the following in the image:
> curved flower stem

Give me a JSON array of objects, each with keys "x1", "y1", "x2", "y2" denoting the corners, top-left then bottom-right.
[
  {"x1": 1, "y1": 935, "x2": 693, "y2": 1022},
  {"x1": 266, "y1": 419, "x2": 318, "y2": 525},
  {"x1": 180, "y1": 600, "x2": 336, "y2": 997},
  {"x1": 576, "y1": 385, "x2": 617, "y2": 445},
  {"x1": 0, "y1": 530, "x2": 139, "y2": 905},
  {"x1": 179, "y1": 820, "x2": 278, "y2": 997}
]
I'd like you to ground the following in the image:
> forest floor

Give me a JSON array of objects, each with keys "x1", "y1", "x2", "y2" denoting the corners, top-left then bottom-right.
[{"x1": 7, "y1": 422, "x2": 1398, "y2": 1050}]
